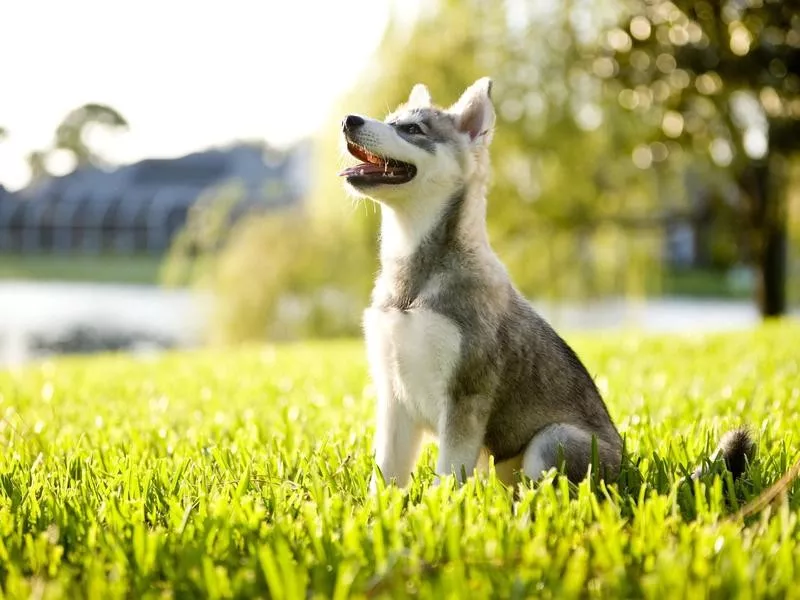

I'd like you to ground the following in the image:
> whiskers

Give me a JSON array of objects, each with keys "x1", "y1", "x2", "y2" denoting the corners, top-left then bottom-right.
[{"x1": 335, "y1": 137, "x2": 351, "y2": 170}]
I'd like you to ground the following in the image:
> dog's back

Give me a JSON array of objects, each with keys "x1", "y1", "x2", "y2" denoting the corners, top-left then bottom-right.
[{"x1": 483, "y1": 292, "x2": 622, "y2": 481}]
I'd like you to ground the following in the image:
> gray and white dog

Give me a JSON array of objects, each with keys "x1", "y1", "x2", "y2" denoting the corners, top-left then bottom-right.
[{"x1": 338, "y1": 77, "x2": 753, "y2": 489}]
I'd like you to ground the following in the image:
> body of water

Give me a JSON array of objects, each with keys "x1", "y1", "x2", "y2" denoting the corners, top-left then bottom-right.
[
  {"x1": 0, "y1": 280, "x2": 794, "y2": 368},
  {"x1": 0, "y1": 280, "x2": 208, "y2": 368}
]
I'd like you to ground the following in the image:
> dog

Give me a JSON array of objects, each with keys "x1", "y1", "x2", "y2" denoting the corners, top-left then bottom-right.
[{"x1": 338, "y1": 77, "x2": 754, "y2": 490}]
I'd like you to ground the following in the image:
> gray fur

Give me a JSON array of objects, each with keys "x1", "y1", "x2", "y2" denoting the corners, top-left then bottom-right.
[
  {"x1": 525, "y1": 424, "x2": 618, "y2": 483},
  {"x1": 347, "y1": 79, "x2": 753, "y2": 488},
  {"x1": 373, "y1": 190, "x2": 465, "y2": 312},
  {"x1": 339, "y1": 79, "x2": 626, "y2": 485},
  {"x1": 386, "y1": 108, "x2": 460, "y2": 154},
  {"x1": 691, "y1": 426, "x2": 756, "y2": 480},
  {"x1": 372, "y1": 182, "x2": 623, "y2": 482}
]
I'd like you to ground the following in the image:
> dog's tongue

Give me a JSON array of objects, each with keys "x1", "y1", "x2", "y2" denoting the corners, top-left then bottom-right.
[{"x1": 338, "y1": 163, "x2": 389, "y2": 177}]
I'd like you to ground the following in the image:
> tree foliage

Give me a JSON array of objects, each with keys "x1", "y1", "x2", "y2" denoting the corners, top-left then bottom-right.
[
  {"x1": 27, "y1": 103, "x2": 129, "y2": 183},
  {"x1": 603, "y1": 0, "x2": 800, "y2": 315},
  {"x1": 162, "y1": 183, "x2": 372, "y2": 344},
  {"x1": 313, "y1": 0, "x2": 664, "y2": 302},
  {"x1": 54, "y1": 103, "x2": 128, "y2": 167},
  {"x1": 188, "y1": 0, "x2": 799, "y2": 342}
]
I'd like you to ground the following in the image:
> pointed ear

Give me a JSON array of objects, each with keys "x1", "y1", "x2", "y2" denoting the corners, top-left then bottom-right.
[
  {"x1": 407, "y1": 83, "x2": 432, "y2": 108},
  {"x1": 449, "y1": 77, "x2": 495, "y2": 142}
]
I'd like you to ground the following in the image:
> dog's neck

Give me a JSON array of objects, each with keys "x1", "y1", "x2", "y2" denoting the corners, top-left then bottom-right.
[
  {"x1": 378, "y1": 180, "x2": 489, "y2": 265},
  {"x1": 372, "y1": 183, "x2": 487, "y2": 310}
]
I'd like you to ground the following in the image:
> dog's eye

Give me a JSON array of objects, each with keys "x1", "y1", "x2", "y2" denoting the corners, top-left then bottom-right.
[{"x1": 398, "y1": 123, "x2": 424, "y2": 135}]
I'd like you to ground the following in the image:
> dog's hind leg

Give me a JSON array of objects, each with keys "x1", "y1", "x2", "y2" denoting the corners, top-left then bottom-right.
[{"x1": 521, "y1": 423, "x2": 621, "y2": 484}]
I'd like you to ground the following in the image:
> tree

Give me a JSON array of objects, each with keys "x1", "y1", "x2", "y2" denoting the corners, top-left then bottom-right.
[
  {"x1": 312, "y1": 0, "x2": 662, "y2": 301},
  {"x1": 53, "y1": 103, "x2": 128, "y2": 168},
  {"x1": 26, "y1": 103, "x2": 129, "y2": 183},
  {"x1": 605, "y1": 0, "x2": 800, "y2": 317},
  {"x1": 202, "y1": 0, "x2": 772, "y2": 342}
]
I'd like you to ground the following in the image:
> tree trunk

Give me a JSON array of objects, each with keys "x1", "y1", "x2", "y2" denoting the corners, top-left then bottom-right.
[
  {"x1": 759, "y1": 211, "x2": 787, "y2": 317},
  {"x1": 743, "y1": 159, "x2": 787, "y2": 318}
]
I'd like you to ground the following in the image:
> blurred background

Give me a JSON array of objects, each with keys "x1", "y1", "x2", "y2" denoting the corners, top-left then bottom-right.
[{"x1": 1, "y1": 0, "x2": 798, "y2": 368}]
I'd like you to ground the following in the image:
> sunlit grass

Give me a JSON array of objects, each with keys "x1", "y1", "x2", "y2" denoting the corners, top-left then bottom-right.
[
  {"x1": 0, "y1": 323, "x2": 798, "y2": 598},
  {"x1": 0, "y1": 254, "x2": 164, "y2": 285}
]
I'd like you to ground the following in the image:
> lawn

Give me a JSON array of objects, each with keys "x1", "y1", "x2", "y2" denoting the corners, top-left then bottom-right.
[
  {"x1": 0, "y1": 253, "x2": 756, "y2": 301},
  {"x1": 0, "y1": 254, "x2": 165, "y2": 285},
  {"x1": 0, "y1": 323, "x2": 798, "y2": 598},
  {"x1": 659, "y1": 268, "x2": 753, "y2": 299}
]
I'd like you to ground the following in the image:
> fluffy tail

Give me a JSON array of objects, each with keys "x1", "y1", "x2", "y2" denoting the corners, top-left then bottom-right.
[
  {"x1": 691, "y1": 426, "x2": 756, "y2": 481},
  {"x1": 691, "y1": 426, "x2": 800, "y2": 521}
]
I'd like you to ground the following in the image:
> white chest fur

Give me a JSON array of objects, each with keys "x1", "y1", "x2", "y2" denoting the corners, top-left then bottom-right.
[{"x1": 363, "y1": 307, "x2": 462, "y2": 431}]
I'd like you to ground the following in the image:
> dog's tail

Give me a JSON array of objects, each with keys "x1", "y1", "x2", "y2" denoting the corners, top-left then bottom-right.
[
  {"x1": 690, "y1": 426, "x2": 800, "y2": 521},
  {"x1": 691, "y1": 426, "x2": 756, "y2": 481}
]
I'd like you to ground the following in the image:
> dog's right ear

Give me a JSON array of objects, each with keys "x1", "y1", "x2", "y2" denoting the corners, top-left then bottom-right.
[
  {"x1": 449, "y1": 77, "x2": 495, "y2": 145},
  {"x1": 407, "y1": 83, "x2": 432, "y2": 108}
]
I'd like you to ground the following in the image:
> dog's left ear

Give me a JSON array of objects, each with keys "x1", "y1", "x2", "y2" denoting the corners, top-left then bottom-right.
[
  {"x1": 407, "y1": 83, "x2": 432, "y2": 108},
  {"x1": 449, "y1": 77, "x2": 495, "y2": 143}
]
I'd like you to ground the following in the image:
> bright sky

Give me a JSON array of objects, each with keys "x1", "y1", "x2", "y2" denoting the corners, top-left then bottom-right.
[{"x1": 0, "y1": 0, "x2": 411, "y2": 191}]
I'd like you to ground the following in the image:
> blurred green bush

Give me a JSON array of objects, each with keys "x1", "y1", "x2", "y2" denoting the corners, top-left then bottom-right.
[{"x1": 164, "y1": 0, "x2": 798, "y2": 342}]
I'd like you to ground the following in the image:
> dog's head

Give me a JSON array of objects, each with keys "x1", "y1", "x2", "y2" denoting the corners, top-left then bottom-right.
[{"x1": 338, "y1": 77, "x2": 495, "y2": 206}]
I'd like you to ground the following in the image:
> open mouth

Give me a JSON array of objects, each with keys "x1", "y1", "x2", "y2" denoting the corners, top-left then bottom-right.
[{"x1": 338, "y1": 141, "x2": 417, "y2": 185}]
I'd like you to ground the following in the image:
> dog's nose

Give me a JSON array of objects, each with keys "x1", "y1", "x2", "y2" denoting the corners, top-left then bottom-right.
[{"x1": 342, "y1": 115, "x2": 365, "y2": 132}]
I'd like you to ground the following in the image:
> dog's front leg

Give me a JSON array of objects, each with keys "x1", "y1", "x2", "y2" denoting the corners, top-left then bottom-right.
[
  {"x1": 370, "y1": 390, "x2": 424, "y2": 493},
  {"x1": 435, "y1": 400, "x2": 488, "y2": 485}
]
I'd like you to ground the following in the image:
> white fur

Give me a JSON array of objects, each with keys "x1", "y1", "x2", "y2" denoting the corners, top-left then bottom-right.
[
  {"x1": 364, "y1": 306, "x2": 462, "y2": 487},
  {"x1": 348, "y1": 78, "x2": 503, "y2": 488},
  {"x1": 364, "y1": 307, "x2": 461, "y2": 431},
  {"x1": 344, "y1": 115, "x2": 463, "y2": 260},
  {"x1": 368, "y1": 385, "x2": 424, "y2": 491},
  {"x1": 378, "y1": 202, "x2": 444, "y2": 261},
  {"x1": 343, "y1": 80, "x2": 496, "y2": 259},
  {"x1": 435, "y1": 407, "x2": 486, "y2": 482},
  {"x1": 407, "y1": 83, "x2": 432, "y2": 108}
]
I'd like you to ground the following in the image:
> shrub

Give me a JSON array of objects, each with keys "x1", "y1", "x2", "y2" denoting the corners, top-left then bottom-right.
[{"x1": 162, "y1": 183, "x2": 374, "y2": 344}]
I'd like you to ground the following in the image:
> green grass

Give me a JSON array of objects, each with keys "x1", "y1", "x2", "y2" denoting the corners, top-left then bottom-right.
[
  {"x1": 1, "y1": 323, "x2": 799, "y2": 598},
  {"x1": 0, "y1": 254, "x2": 165, "y2": 285},
  {"x1": 660, "y1": 268, "x2": 752, "y2": 299},
  {"x1": 0, "y1": 252, "x2": 753, "y2": 301}
]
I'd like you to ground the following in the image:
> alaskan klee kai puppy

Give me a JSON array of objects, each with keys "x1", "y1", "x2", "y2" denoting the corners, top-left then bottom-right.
[{"x1": 338, "y1": 78, "x2": 754, "y2": 490}]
